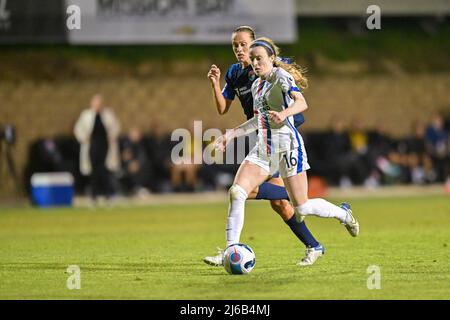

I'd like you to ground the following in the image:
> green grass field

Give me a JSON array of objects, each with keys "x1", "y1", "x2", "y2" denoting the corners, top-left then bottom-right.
[{"x1": 1, "y1": 195, "x2": 449, "y2": 300}]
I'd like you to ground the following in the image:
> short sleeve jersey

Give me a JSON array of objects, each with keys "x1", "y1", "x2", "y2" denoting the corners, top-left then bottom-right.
[
  {"x1": 222, "y1": 63, "x2": 256, "y2": 120},
  {"x1": 222, "y1": 60, "x2": 305, "y2": 127},
  {"x1": 251, "y1": 67, "x2": 305, "y2": 154}
]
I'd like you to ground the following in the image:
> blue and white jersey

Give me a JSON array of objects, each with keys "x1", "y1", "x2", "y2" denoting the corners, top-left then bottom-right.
[
  {"x1": 251, "y1": 67, "x2": 304, "y2": 155},
  {"x1": 222, "y1": 59, "x2": 305, "y2": 127}
]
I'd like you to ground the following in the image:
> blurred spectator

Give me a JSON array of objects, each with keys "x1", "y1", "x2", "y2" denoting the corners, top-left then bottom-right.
[
  {"x1": 74, "y1": 94, "x2": 121, "y2": 202},
  {"x1": 24, "y1": 138, "x2": 64, "y2": 195},
  {"x1": 120, "y1": 126, "x2": 152, "y2": 197},
  {"x1": 425, "y1": 113, "x2": 449, "y2": 182},
  {"x1": 24, "y1": 135, "x2": 85, "y2": 195},
  {"x1": 147, "y1": 122, "x2": 174, "y2": 192},
  {"x1": 349, "y1": 117, "x2": 369, "y2": 155},
  {"x1": 197, "y1": 135, "x2": 221, "y2": 191},
  {"x1": 369, "y1": 123, "x2": 393, "y2": 158},
  {"x1": 444, "y1": 111, "x2": 450, "y2": 132},
  {"x1": 369, "y1": 123, "x2": 406, "y2": 186},
  {"x1": 405, "y1": 121, "x2": 436, "y2": 184},
  {"x1": 323, "y1": 118, "x2": 353, "y2": 187},
  {"x1": 169, "y1": 125, "x2": 200, "y2": 192},
  {"x1": 37, "y1": 138, "x2": 64, "y2": 172},
  {"x1": 196, "y1": 132, "x2": 243, "y2": 191},
  {"x1": 348, "y1": 117, "x2": 372, "y2": 185}
]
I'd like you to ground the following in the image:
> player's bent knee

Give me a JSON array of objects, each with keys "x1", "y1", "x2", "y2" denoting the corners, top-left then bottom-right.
[
  {"x1": 228, "y1": 184, "x2": 248, "y2": 202},
  {"x1": 270, "y1": 199, "x2": 293, "y2": 220},
  {"x1": 269, "y1": 199, "x2": 284, "y2": 211}
]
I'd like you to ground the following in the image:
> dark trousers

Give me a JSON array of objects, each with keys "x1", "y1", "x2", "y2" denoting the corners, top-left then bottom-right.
[{"x1": 89, "y1": 147, "x2": 114, "y2": 198}]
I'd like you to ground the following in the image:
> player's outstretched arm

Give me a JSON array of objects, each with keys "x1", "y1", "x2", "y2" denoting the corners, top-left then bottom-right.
[
  {"x1": 207, "y1": 64, "x2": 232, "y2": 115},
  {"x1": 214, "y1": 117, "x2": 258, "y2": 152}
]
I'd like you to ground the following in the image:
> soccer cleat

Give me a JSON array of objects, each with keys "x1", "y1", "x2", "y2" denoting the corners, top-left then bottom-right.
[
  {"x1": 203, "y1": 247, "x2": 224, "y2": 266},
  {"x1": 297, "y1": 244, "x2": 325, "y2": 266},
  {"x1": 340, "y1": 202, "x2": 359, "y2": 237}
]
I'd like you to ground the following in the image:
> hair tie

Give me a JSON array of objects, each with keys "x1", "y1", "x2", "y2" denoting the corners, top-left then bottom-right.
[{"x1": 251, "y1": 41, "x2": 274, "y2": 56}]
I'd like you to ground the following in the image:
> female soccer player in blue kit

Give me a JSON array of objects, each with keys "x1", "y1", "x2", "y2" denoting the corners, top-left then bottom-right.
[
  {"x1": 207, "y1": 35, "x2": 360, "y2": 267},
  {"x1": 205, "y1": 26, "x2": 338, "y2": 267}
]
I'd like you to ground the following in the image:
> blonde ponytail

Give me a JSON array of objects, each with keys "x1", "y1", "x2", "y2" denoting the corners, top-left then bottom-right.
[{"x1": 275, "y1": 59, "x2": 308, "y2": 90}]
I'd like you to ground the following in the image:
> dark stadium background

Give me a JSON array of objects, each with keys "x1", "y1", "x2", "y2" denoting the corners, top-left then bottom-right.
[{"x1": 0, "y1": 0, "x2": 449, "y2": 202}]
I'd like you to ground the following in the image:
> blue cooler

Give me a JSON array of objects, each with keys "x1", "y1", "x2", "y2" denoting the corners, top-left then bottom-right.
[{"x1": 31, "y1": 172, "x2": 74, "y2": 208}]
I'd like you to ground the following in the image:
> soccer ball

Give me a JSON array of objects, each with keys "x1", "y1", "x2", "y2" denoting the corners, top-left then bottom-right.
[{"x1": 223, "y1": 243, "x2": 256, "y2": 275}]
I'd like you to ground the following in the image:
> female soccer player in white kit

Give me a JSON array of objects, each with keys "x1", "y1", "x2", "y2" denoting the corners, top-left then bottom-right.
[
  {"x1": 205, "y1": 26, "x2": 325, "y2": 267},
  {"x1": 215, "y1": 38, "x2": 359, "y2": 250}
]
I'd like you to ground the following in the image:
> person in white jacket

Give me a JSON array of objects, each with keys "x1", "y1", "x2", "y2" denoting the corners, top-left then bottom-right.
[{"x1": 74, "y1": 94, "x2": 121, "y2": 200}]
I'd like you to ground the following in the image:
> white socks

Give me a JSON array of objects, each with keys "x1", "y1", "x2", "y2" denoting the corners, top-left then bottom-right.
[
  {"x1": 226, "y1": 184, "x2": 248, "y2": 247},
  {"x1": 225, "y1": 189, "x2": 348, "y2": 247},
  {"x1": 295, "y1": 198, "x2": 348, "y2": 223}
]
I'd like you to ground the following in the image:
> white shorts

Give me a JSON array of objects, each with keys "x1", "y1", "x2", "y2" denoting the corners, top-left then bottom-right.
[{"x1": 244, "y1": 143, "x2": 310, "y2": 179}]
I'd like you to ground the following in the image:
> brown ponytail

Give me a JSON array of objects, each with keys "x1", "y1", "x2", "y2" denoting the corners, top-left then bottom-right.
[
  {"x1": 275, "y1": 59, "x2": 308, "y2": 90},
  {"x1": 251, "y1": 37, "x2": 308, "y2": 90}
]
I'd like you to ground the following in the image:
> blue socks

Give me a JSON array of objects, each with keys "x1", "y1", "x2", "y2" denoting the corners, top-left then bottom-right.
[
  {"x1": 255, "y1": 182, "x2": 320, "y2": 248},
  {"x1": 255, "y1": 182, "x2": 290, "y2": 200},
  {"x1": 286, "y1": 213, "x2": 320, "y2": 248}
]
